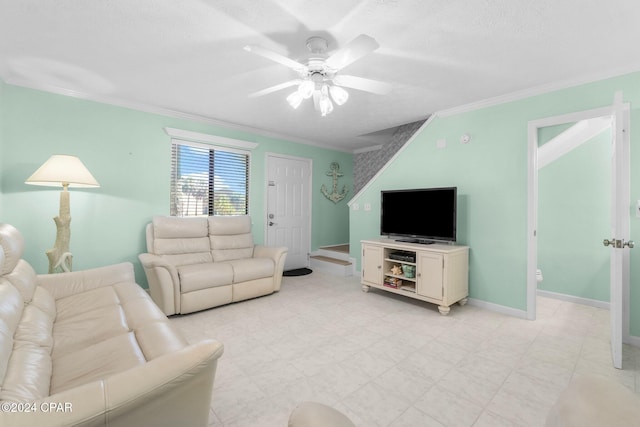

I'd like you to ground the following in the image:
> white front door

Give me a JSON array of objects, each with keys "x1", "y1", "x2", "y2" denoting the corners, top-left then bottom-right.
[{"x1": 265, "y1": 154, "x2": 312, "y2": 270}]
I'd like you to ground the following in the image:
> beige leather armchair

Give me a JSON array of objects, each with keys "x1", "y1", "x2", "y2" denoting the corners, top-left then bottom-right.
[{"x1": 139, "y1": 215, "x2": 287, "y2": 315}]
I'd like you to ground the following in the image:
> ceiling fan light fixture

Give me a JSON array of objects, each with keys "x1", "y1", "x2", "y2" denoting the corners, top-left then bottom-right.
[
  {"x1": 286, "y1": 91, "x2": 303, "y2": 109},
  {"x1": 329, "y1": 85, "x2": 349, "y2": 106},
  {"x1": 246, "y1": 34, "x2": 389, "y2": 116},
  {"x1": 297, "y1": 80, "x2": 315, "y2": 99},
  {"x1": 319, "y1": 92, "x2": 334, "y2": 116}
]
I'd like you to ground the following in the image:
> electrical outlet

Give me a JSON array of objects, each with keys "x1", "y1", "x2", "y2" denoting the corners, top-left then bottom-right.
[
  {"x1": 436, "y1": 138, "x2": 447, "y2": 149},
  {"x1": 364, "y1": 203, "x2": 371, "y2": 211},
  {"x1": 352, "y1": 203, "x2": 359, "y2": 211}
]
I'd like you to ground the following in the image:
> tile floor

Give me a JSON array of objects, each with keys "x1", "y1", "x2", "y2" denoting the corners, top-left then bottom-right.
[{"x1": 170, "y1": 271, "x2": 640, "y2": 427}]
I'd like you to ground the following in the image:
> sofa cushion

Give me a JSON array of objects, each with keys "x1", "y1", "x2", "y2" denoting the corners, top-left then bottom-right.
[
  {"x1": 0, "y1": 223, "x2": 24, "y2": 276},
  {"x1": 229, "y1": 258, "x2": 275, "y2": 283},
  {"x1": 155, "y1": 237, "x2": 212, "y2": 258},
  {"x1": 178, "y1": 263, "x2": 234, "y2": 293},
  {"x1": 153, "y1": 216, "x2": 208, "y2": 239},
  {"x1": 208, "y1": 215, "x2": 251, "y2": 235},
  {"x1": 0, "y1": 258, "x2": 55, "y2": 403},
  {"x1": 52, "y1": 282, "x2": 172, "y2": 359},
  {"x1": 152, "y1": 216, "x2": 212, "y2": 266},
  {"x1": 209, "y1": 216, "x2": 254, "y2": 261},
  {"x1": 210, "y1": 234, "x2": 254, "y2": 261},
  {"x1": 55, "y1": 285, "x2": 120, "y2": 322},
  {"x1": 0, "y1": 281, "x2": 54, "y2": 402},
  {"x1": 117, "y1": 284, "x2": 170, "y2": 330},
  {"x1": 51, "y1": 332, "x2": 146, "y2": 394},
  {"x1": 52, "y1": 304, "x2": 130, "y2": 359},
  {"x1": 4, "y1": 260, "x2": 38, "y2": 304},
  {"x1": 14, "y1": 303, "x2": 54, "y2": 351},
  {"x1": 0, "y1": 280, "x2": 24, "y2": 384},
  {"x1": 163, "y1": 251, "x2": 213, "y2": 267},
  {"x1": 1, "y1": 345, "x2": 52, "y2": 401}
]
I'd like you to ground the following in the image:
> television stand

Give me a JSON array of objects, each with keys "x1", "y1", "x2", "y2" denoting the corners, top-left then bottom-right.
[{"x1": 361, "y1": 239, "x2": 469, "y2": 315}]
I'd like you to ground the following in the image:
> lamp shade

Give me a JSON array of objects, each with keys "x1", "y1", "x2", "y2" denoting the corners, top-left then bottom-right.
[{"x1": 25, "y1": 155, "x2": 100, "y2": 188}]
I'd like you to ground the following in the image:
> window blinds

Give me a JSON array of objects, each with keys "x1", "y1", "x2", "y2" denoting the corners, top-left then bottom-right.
[{"x1": 170, "y1": 140, "x2": 249, "y2": 216}]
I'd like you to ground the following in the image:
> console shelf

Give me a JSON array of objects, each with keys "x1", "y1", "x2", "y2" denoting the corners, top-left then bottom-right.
[{"x1": 361, "y1": 239, "x2": 469, "y2": 315}]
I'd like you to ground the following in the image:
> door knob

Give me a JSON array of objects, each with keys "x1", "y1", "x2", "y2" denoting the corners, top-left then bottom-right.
[
  {"x1": 269, "y1": 221, "x2": 277, "y2": 226},
  {"x1": 603, "y1": 238, "x2": 635, "y2": 248}
]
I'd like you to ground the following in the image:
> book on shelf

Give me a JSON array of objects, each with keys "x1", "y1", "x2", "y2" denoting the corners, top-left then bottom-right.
[
  {"x1": 384, "y1": 277, "x2": 402, "y2": 289},
  {"x1": 400, "y1": 283, "x2": 416, "y2": 293}
]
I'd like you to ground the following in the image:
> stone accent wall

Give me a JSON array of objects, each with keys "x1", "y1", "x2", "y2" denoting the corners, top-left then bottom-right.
[{"x1": 353, "y1": 119, "x2": 427, "y2": 194}]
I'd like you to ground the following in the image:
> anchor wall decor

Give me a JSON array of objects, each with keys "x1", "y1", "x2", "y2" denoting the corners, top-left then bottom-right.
[{"x1": 321, "y1": 162, "x2": 349, "y2": 203}]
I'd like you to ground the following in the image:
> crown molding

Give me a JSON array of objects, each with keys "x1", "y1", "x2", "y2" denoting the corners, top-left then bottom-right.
[
  {"x1": 437, "y1": 66, "x2": 640, "y2": 119},
  {"x1": 1, "y1": 77, "x2": 355, "y2": 154},
  {"x1": 164, "y1": 127, "x2": 259, "y2": 150}
]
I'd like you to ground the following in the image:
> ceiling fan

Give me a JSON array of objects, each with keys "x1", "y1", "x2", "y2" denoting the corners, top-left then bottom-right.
[{"x1": 244, "y1": 34, "x2": 392, "y2": 116}]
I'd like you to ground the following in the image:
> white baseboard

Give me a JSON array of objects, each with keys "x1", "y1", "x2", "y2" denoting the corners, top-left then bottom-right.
[
  {"x1": 536, "y1": 289, "x2": 610, "y2": 310},
  {"x1": 467, "y1": 298, "x2": 528, "y2": 319},
  {"x1": 625, "y1": 335, "x2": 640, "y2": 347}
]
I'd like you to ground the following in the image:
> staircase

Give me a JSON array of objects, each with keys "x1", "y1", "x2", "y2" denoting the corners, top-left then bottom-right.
[{"x1": 310, "y1": 244, "x2": 354, "y2": 276}]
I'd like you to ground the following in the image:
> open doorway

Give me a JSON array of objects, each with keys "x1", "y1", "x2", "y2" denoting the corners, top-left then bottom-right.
[
  {"x1": 536, "y1": 118, "x2": 611, "y2": 306},
  {"x1": 527, "y1": 96, "x2": 631, "y2": 368}
]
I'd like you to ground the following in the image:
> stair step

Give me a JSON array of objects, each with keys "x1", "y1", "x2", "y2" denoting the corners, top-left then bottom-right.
[
  {"x1": 310, "y1": 255, "x2": 352, "y2": 266},
  {"x1": 319, "y1": 244, "x2": 350, "y2": 254},
  {"x1": 315, "y1": 246, "x2": 351, "y2": 262}
]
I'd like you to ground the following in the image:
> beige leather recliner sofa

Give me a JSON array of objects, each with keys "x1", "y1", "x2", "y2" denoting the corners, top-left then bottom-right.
[
  {"x1": 0, "y1": 223, "x2": 224, "y2": 427},
  {"x1": 139, "y1": 215, "x2": 288, "y2": 316}
]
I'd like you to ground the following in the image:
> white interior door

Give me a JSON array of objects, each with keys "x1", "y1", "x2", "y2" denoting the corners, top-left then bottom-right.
[
  {"x1": 607, "y1": 93, "x2": 631, "y2": 369},
  {"x1": 266, "y1": 154, "x2": 312, "y2": 270}
]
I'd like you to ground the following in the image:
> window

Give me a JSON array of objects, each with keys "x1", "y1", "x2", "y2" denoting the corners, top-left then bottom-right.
[{"x1": 170, "y1": 140, "x2": 249, "y2": 216}]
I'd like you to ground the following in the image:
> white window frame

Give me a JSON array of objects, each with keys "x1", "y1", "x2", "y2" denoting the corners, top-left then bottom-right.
[{"x1": 165, "y1": 128, "x2": 257, "y2": 217}]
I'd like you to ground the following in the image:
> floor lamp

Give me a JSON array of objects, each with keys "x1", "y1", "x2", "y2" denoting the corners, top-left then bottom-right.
[{"x1": 25, "y1": 155, "x2": 100, "y2": 273}]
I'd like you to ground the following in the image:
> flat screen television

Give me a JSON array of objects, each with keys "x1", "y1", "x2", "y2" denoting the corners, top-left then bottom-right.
[{"x1": 380, "y1": 187, "x2": 457, "y2": 243}]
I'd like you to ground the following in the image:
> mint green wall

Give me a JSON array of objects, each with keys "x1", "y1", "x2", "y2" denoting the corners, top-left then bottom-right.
[
  {"x1": 538, "y1": 123, "x2": 575, "y2": 146},
  {"x1": 0, "y1": 84, "x2": 352, "y2": 285},
  {"x1": 0, "y1": 79, "x2": 5, "y2": 218},
  {"x1": 350, "y1": 72, "x2": 640, "y2": 333},
  {"x1": 538, "y1": 130, "x2": 611, "y2": 301}
]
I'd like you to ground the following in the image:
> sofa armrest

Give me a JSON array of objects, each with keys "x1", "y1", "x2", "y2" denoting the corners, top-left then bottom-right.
[
  {"x1": 37, "y1": 262, "x2": 136, "y2": 300},
  {"x1": 254, "y1": 245, "x2": 288, "y2": 292},
  {"x1": 138, "y1": 253, "x2": 180, "y2": 316},
  {"x1": 0, "y1": 339, "x2": 224, "y2": 427}
]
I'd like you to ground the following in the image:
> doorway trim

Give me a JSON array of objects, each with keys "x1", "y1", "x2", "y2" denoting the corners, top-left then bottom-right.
[{"x1": 526, "y1": 102, "x2": 631, "y2": 339}]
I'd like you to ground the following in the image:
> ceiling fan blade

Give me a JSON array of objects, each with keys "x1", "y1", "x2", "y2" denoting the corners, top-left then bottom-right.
[
  {"x1": 325, "y1": 34, "x2": 379, "y2": 71},
  {"x1": 333, "y1": 75, "x2": 392, "y2": 95},
  {"x1": 248, "y1": 80, "x2": 301, "y2": 98},
  {"x1": 244, "y1": 45, "x2": 308, "y2": 73}
]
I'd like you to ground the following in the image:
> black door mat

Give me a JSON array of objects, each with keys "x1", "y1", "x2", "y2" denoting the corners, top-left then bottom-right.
[{"x1": 283, "y1": 268, "x2": 313, "y2": 277}]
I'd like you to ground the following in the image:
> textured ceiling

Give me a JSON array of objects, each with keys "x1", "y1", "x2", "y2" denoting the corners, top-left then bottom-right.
[{"x1": 1, "y1": 0, "x2": 639, "y2": 152}]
